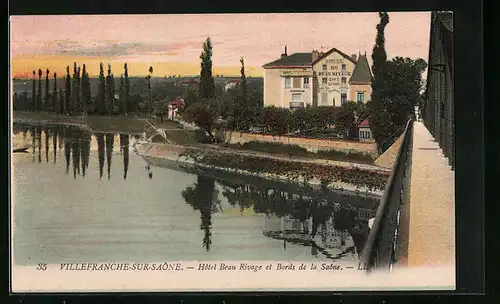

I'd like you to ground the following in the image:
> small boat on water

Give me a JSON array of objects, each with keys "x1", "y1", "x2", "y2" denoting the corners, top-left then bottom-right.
[{"x1": 13, "y1": 146, "x2": 29, "y2": 153}]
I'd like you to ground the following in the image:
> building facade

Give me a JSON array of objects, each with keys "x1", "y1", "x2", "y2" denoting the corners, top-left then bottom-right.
[{"x1": 263, "y1": 46, "x2": 373, "y2": 109}]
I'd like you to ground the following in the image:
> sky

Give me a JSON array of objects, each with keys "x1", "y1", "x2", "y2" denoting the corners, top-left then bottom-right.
[{"x1": 10, "y1": 12, "x2": 431, "y2": 78}]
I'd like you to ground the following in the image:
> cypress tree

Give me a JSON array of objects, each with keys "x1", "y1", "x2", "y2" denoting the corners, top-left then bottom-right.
[
  {"x1": 105, "y1": 64, "x2": 115, "y2": 115},
  {"x1": 71, "y1": 62, "x2": 79, "y2": 116},
  {"x1": 146, "y1": 66, "x2": 153, "y2": 115},
  {"x1": 97, "y1": 63, "x2": 106, "y2": 115},
  {"x1": 37, "y1": 69, "x2": 42, "y2": 112},
  {"x1": 81, "y1": 64, "x2": 91, "y2": 116},
  {"x1": 199, "y1": 37, "x2": 215, "y2": 100},
  {"x1": 369, "y1": 12, "x2": 392, "y2": 147},
  {"x1": 76, "y1": 65, "x2": 81, "y2": 115},
  {"x1": 52, "y1": 72, "x2": 57, "y2": 114},
  {"x1": 124, "y1": 63, "x2": 129, "y2": 115},
  {"x1": 119, "y1": 74, "x2": 124, "y2": 115},
  {"x1": 58, "y1": 88, "x2": 64, "y2": 116},
  {"x1": 65, "y1": 66, "x2": 71, "y2": 115},
  {"x1": 44, "y1": 69, "x2": 50, "y2": 111},
  {"x1": 240, "y1": 57, "x2": 247, "y2": 107},
  {"x1": 32, "y1": 70, "x2": 36, "y2": 111}
]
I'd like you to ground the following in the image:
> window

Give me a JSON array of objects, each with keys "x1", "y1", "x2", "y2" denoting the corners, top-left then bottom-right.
[
  {"x1": 341, "y1": 64, "x2": 346, "y2": 71},
  {"x1": 292, "y1": 93, "x2": 302, "y2": 103},
  {"x1": 284, "y1": 77, "x2": 291, "y2": 88},
  {"x1": 303, "y1": 77, "x2": 310, "y2": 88},
  {"x1": 322, "y1": 77, "x2": 327, "y2": 85},
  {"x1": 322, "y1": 64, "x2": 327, "y2": 71},
  {"x1": 357, "y1": 92, "x2": 365, "y2": 102},
  {"x1": 321, "y1": 92, "x2": 328, "y2": 106},
  {"x1": 290, "y1": 94, "x2": 304, "y2": 109},
  {"x1": 341, "y1": 93, "x2": 347, "y2": 105},
  {"x1": 293, "y1": 77, "x2": 301, "y2": 88},
  {"x1": 341, "y1": 77, "x2": 347, "y2": 85}
]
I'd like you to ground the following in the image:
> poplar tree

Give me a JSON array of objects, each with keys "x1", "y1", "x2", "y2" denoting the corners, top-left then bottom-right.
[
  {"x1": 105, "y1": 63, "x2": 115, "y2": 115},
  {"x1": 81, "y1": 64, "x2": 91, "y2": 116},
  {"x1": 240, "y1": 57, "x2": 247, "y2": 107},
  {"x1": 37, "y1": 69, "x2": 42, "y2": 111},
  {"x1": 58, "y1": 88, "x2": 64, "y2": 115},
  {"x1": 97, "y1": 63, "x2": 106, "y2": 115},
  {"x1": 124, "y1": 63, "x2": 130, "y2": 114},
  {"x1": 76, "y1": 65, "x2": 81, "y2": 115},
  {"x1": 119, "y1": 74, "x2": 124, "y2": 115},
  {"x1": 146, "y1": 66, "x2": 153, "y2": 115},
  {"x1": 44, "y1": 69, "x2": 50, "y2": 111},
  {"x1": 32, "y1": 70, "x2": 36, "y2": 111},
  {"x1": 52, "y1": 72, "x2": 57, "y2": 114},
  {"x1": 198, "y1": 37, "x2": 215, "y2": 100},
  {"x1": 368, "y1": 12, "x2": 392, "y2": 147},
  {"x1": 65, "y1": 66, "x2": 71, "y2": 115}
]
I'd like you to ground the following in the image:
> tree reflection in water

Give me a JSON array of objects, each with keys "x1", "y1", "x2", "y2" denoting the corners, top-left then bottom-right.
[
  {"x1": 37, "y1": 127, "x2": 42, "y2": 163},
  {"x1": 80, "y1": 132, "x2": 91, "y2": 177},
  {"x1": 182, "y1": 174, "x2": 222, "y2": 252},
  {"x1": 218, "y1": 179, "x2": 373, "y2": 259},
  {"x1": 52, "y1": 127, "x2": 58, "y2": 164},
  {"x1": 105, "y1": 134, "x2": 114, "y2": 180},
  {"x1": 44, "y1": 127, "x2": 49, "y2": 163},
  {"x1": 120, "y1": 134, "x2": 129, "y2": 180},
  {"x1": 30, "y1": 126, "x2": 36, "y2": 163},
  {"x1": 96, "y1": 133, "x2": 105, "y2": 180}
]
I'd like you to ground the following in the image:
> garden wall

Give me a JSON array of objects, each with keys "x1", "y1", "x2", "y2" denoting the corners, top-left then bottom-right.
[{"x1": 223, "y1": 131, "x2": 379, "y2": 155}]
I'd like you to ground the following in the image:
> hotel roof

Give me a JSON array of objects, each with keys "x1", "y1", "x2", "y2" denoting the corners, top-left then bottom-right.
[
  {"x1": 349, "y1": 54, "x2": 373, "y2": 84},
  {"x1": 262, "y1": 53, "x2": 313, "y2": 68}
]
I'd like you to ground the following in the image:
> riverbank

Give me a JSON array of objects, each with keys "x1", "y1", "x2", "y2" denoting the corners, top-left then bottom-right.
[
  {"x1": 136, "y1": 142, "x2": 388, "y2": 197},
  {"x1": 13, "y1": 111, "x2": 180, "y2": 134}
]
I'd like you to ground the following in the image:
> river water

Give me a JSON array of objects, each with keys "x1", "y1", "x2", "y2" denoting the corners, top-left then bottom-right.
[{"x1": 12, "y1": 123, "x2": 378, "y2": 266}]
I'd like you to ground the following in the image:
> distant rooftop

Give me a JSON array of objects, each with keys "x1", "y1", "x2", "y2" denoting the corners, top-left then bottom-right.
[
  {"x1": 349, "y1": 54, "x2": 373, "y2": 84},
  {"x1": 262, "y1": 53, "x2": 313, "y2": 68}
]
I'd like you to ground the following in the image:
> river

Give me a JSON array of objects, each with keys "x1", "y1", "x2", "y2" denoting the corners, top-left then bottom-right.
[{"x1": 12, "y1": 123, "x2": 377, "y2": 266}]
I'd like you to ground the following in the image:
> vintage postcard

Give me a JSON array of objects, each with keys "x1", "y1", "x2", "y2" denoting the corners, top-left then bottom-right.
[{"x1": 9, "y1": 12, "x2": 455, "y2": 292}]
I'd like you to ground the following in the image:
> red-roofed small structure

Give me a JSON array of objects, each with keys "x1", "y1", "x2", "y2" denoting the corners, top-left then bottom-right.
[
  {"x1": 358, "y1": 119, "x2": 374, "y2": 143},
  {"x1": 358, "y1": 119, "x2": 370, "y2": 128}
]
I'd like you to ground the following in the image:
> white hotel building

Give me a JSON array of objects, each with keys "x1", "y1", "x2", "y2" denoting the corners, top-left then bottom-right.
[{"x1": 262, "y1": 46, "x2": 373, "y2": 109}]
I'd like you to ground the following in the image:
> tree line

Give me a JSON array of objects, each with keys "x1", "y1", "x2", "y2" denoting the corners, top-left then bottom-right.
[{"x1": 13, "y1": 63, "x2": 144, "y2": 116}]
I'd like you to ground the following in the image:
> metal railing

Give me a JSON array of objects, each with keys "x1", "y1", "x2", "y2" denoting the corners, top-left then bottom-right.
[{"x1": 359, "y1": 117, "x2": 414, "y2": 272}]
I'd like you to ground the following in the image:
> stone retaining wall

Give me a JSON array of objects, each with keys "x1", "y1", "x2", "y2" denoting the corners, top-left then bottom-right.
[{"x1": 223, "y1": 131, "x2": 378, "y2": 155}]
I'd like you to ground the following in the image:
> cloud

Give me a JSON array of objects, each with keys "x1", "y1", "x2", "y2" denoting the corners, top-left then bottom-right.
[{"x1": 53, "y1": 40, "x2": 206, "y2": 58}]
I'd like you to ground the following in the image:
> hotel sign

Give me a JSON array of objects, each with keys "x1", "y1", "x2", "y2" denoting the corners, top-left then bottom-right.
[{"x1": 281, "y1": 69, "x2": 313, "y2": 77}]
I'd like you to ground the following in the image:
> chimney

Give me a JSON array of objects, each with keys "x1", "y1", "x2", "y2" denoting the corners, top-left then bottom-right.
[
  {"x1": 312, "y1": 50, "x2": 319, "y2": 61},
  {"x1": 281, "y1": 45, "x2": 288, "y2": 58},
  {"x1": 351, "y1": 53, "x2": 357, "y2": 62}
]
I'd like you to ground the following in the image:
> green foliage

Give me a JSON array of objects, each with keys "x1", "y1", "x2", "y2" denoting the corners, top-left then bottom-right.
[
  {"x1": 199, "y1": 37, "x2": 215, "y2": 100},
  {"x1": 335, "y1": 102, "x2": 356, "y2": 138},
  {"x1": 32, "y1": 71, "x2": 36, "y2": 112},
  {"x1": 65, "y1": 66, "x2": 71, "y2": 115},
  {"x1": 123, "y1": 63, "x2": 130, "y2": 114},
  {"x1": 44, "y1": 69, "x2": 50, "y2": 111},
  {"x1": 105, "y1": 63, "x2": 115, "y2": 115},
  {"x1": 97, "y1": 63, "x2": 106, "y2": 115},
  {"x1": 81, "y1": 64, "x2": 91, "y2": 116},
  {"x1": 181, "y1": 149, "x2": 387, "y2": 191},
  {"x1": 37, "y1": 69, "x2": 42, "y2": 112},
  {"x1": 52, "y1": 72, "x2": 57, "y2": 114},
  {"x1": 369, "y1": 12, "x2": 427, "y2": 147},
  {"x1": 182, "y1": 102, "x2": 218, "y2": 139}
]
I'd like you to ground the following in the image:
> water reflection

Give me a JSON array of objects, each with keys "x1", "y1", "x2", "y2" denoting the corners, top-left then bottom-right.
[
  {"x1": 13, "y1": 122, "x2": 376, "y2": 263},
  {"x1": 182, "y1": 175, "x2": 222, "y2": 252},
  {"x1": 14, "y1": 123, "x2": 132, "y2": 181},
  {"x1": 213, "y1": 178, "x2": 373, "y2": 259}
]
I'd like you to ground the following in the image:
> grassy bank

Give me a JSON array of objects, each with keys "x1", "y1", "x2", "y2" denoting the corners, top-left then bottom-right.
[
  {"x1": 13, "y1": 111, "x2": 179, "y2": 134},
  {"x1": 221, "y1": 141, "x2": 375, "y2": 165},
  {"x1": 180, "y1": 148, "x2": 388, "y2": 191}
]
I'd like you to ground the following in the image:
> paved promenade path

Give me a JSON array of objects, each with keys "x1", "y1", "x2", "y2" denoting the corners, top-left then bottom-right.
[{"x1": 397, "y1": 121, "x2": 455, "y2": 269}]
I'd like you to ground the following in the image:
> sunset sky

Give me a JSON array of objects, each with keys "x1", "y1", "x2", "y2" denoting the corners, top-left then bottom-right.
[{"x1": 10, "y1": 12, "x2": 431, "y2": 78}]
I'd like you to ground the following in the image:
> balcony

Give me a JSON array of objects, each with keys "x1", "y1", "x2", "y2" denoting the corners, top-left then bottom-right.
[{"x1": 289, "y1": 102, "x2": 305, "y2": 109}]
